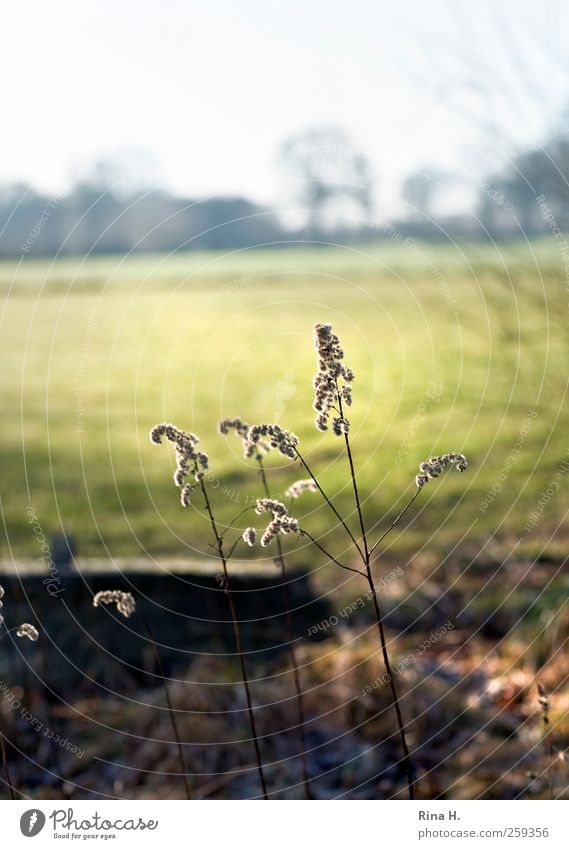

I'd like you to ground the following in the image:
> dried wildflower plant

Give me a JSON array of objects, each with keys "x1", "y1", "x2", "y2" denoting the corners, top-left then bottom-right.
[
  {"x1": 285, "y1": 479, "x2": 318, "y2": 499},
  {"x1": 248, "y1": 423, "x2": 298, "y2": 459},
  {"x1": 312, "y1": 322, "x2": 354, "y2": 434},
  {"x1": 93, "y1": 590, "x2": 136, "y2": 618},
  {"x1": 147, "y1": 321, "x2": 469, "y2": 801},
  {"x1": 415, "y1": 453, "x2": 468, "y2": 489},
  {"x1": 151, "y1": 422, "x2": 269, "y2": 799},
  {"x1": 242, "y1": 527, "x2": 257, "y2": 547},
  {"x1": 299, "y1": 322, "x2": 467, "y2": 798},
  {"x1": 223, "y1": 421, "x2": 313, "y2": 796},
  {"x1": 255, "y1": 498, "x2": 299, "y2": 547},
  {"x1": 91, "y1": 583, "x2": 191, "y2": 798},
  {"x1": 150, "y1": 423, "x2": 209, "y2": 503}
]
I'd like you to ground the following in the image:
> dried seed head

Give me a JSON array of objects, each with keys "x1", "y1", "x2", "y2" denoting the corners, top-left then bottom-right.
[
  {"x1": 16, "y1": 623, "x2": 39, "y2": 641},
  {"x1": 218, "y1": 416, "x2": 270, "y2": 459},
  {"x1": 150, "y1": 422, "x2": 209, "y2": 492},
  {"x1": 285, "y1": 479, "x2": 318, "y2": 499},
  {"x1": 150, "y1": 423, "x2": 199, "y2": 447},
  {"x1": 218, "y1": 417, "x2": 248, "y2": 438},
  {"x1": 332, "y1": 416, "x2": 350, "y2": 436},
  {"x1": 248, "y1": 424, "x2": 298, "y2": 459},
  {"x1": 180, "y1": 484, "x2": 195, "y2": 507},
  {"x1": 93, "y1": 590, "x2": 136, "y2": 618},
  {"x1": 312, "y1": 323, "x2": 355, "y2": 434},
  {"x1": 260, "y1": 516, "x2": 300, "y2": 547},
  {"x1": 415, "y1": 453, "x2": 468, "y2": 488},
  {"x1": 0, "y1": 587, "x2": 39, "y2": 638},
  {"x1": 255, "y1": 498, "x2": 288, "y2": 517},
  {"x1": 255, "y1": 499, "x2": 299, "y2": 546},
  {"x1": 242, "y1": 527, "x2": 257, "y2": 547}
]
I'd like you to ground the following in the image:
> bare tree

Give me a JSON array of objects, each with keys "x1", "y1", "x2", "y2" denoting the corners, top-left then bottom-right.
[{"x1": 280, "y1": 127, "x2": 374, "y2": 236}]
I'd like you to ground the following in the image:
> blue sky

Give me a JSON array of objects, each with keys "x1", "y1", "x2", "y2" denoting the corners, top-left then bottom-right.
[{"x1": 3, "y1": 0, "x2": 569, "y2": 213}]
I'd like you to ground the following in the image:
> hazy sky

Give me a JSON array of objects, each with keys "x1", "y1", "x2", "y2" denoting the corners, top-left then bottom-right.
[{"x1": 3, "y1": 0, "x2": 569, "y2": 212}]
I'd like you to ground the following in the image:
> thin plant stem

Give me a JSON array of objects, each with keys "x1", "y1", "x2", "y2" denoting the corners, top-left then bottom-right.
[
  {"x1": 369, "y1": 489, "x2": 422, "y2": 557},
  {"x1": 366, "y1": 581, "x2": 415, "y2": 799},
  {"x1": 197, "y1": 476, "x2": 269, "y2": 800},
  {"x1": 257, "y1": 457, "x2": 312, "y2": 799},
  {"x1": 142, "y1": 615, "x2": 192, "y2": 800},
  {"x1": 298, "y1": 529, "x2": 365, "y2": 577},
  {"x1": 336, "y1": 385, "x2": 369, "y2": 563},
  {"x1": 293, "y1": 447, "x2": 365, "y2": 563},
  {"x1": 225, "y1": 536, "x2": 243, "y2": 561},
  {"x1": 336, "y1": 386, "x2": 416, "y2": 799},
  {"x1": 219, "y1": 506, "x2": 255, "y2": 540},
  {"x1": 0, "y1": 727, "x2": 15, "y2": 800}
]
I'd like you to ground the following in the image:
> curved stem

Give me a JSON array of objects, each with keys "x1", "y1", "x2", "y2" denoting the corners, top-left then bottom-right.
[
  {"x1": 219, "y1": 505, "x2": 255, "y2": 540},
  {"x1": 225, "y1": 535, "x2": 244, "y2": 561},
  {"x1": 369, "y1": 489, "x2": 422, "y2": 557},
  {"x1": 198, "y1": 476, "x2": 269, "y2": 800},
  {"x1": 299, "y1": 529, "x2": 365, "y2": 577},
  {"x1": 293, "y1": 447, "x2": 365, "y2": 563}
]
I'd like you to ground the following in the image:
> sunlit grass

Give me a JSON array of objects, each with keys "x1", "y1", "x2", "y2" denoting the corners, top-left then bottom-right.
[{"x1": 1, "y1": 238, "x2": 568, "y2": 560}]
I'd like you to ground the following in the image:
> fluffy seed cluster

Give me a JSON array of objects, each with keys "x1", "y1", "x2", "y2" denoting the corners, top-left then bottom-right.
[
  {"x1": 255, "y1": 498, "x2": 288, "y2": 517},
  {"x1": 255, "y1": 498, "x2": 299, "y2": 546},
  {"x1": 0, "y1": 586, "x2": 39, "y2": 640},
  {"x1": 242, "y1": 527, "x2": 257, "y2": 547},
  {"x1": 312, "y1": 323, "x2": 354, "y2": 434},
  {"x1": 248, "y1": 424, "x2": 298, "y2": 460},
  {"x1": 415, "y1": 453, "x2": 468, "y2": 488},
  {"x1": 218, "y1": 417, "x2": 270, "y2": 459},
  {"x1": 150, "y1": 423, "x2": 209, "y2": 499},
  {"x1": 180, "y1": 484, "x2": 195, "y2": 507},
  {"x1": 332, "y1": 416, "x2": 350, "y2": 436},
  {"x1": 285, "y1": 479, "x2": 318, "y2": 499},
  {"x1": 16, "y1": 623, "x2": 39, "y2": 641},
  {"x1": 93, "y1": 590, "x2": 136, "y2": 618}
]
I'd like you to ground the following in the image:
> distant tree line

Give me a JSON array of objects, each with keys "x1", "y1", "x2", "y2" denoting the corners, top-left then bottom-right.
[
  {"x1": 477, "y1": 133, "x2": 569, "y2": 237},
  {"x1": 401, "y1": 131, "x2": 569, "y2": 241},
  {"x1": 0, "y1": 182, "x2": 287, "y2": 257},
  {"x1": 2, "y1": 128, "x2": 569, "y2": 257}
]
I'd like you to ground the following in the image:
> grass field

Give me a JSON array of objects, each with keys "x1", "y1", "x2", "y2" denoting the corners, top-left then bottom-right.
[{"x1": 1, "y1": 237, "x2": 568, "y2": 565}]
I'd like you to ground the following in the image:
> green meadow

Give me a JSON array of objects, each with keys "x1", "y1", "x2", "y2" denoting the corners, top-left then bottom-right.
[{"x1": 1, "y1": 238, "x2": 567, "y2": 565}]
